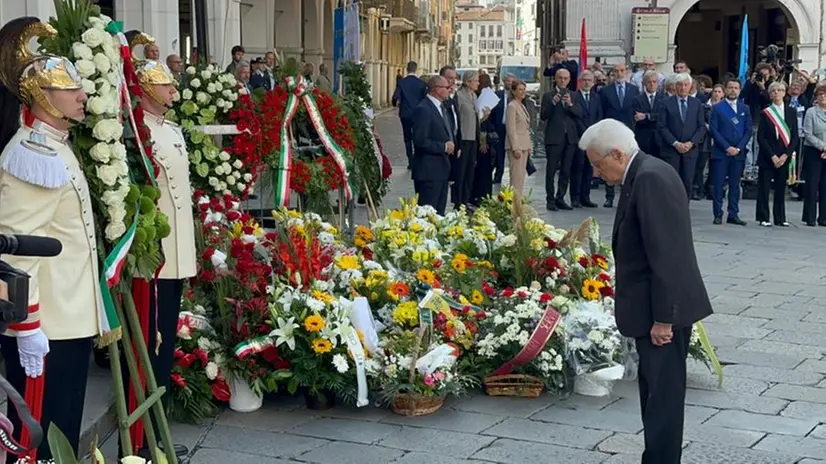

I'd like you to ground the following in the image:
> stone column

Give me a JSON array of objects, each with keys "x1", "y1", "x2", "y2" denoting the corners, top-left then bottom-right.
[
  {"x1": 797, "y1": 43, "x2": 820, "y2": 72},
  {"x1": 206, "y1": 0, "x2": 241, "y2": 67},
  {"x1": 276, "y1": 0, "x2": 303, "y2": 62},
  {"x1": 302, "y1": 0, "x2": 325, "y2": 67},
  {"x1": 563, "y1": 0, "x2": 626, "y2": 63},
  {"x1": 0, "y1": 0, "x2": 56, "y2": 23}
]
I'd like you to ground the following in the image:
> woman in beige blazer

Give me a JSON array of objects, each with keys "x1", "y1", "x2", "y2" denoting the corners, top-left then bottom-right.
[{"x1": 505, "y1": 80, "x2": 532, "y2": 199}]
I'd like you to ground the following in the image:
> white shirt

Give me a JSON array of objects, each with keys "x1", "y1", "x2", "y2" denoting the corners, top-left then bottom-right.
[
  {"x1": 622, "y1": 150, "x2": 640, "y2": 185},
  {"x1": 427, "y1": 94, "x2": 443, "y2": 117},
  {"x1": 501, "y1": 92, "x2": 508, "y2": 124},
  {"x1": 728, "y1": 99, "x2": 738, "y2": 113}
]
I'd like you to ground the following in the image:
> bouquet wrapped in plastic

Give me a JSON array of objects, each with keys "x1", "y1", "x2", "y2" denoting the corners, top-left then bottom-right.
[{"x1": 563, "y1": 301, "x2": 625, "y2": 396}]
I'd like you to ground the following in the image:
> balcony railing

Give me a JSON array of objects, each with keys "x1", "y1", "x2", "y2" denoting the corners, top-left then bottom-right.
[{"x1": 359, "y1": 0, "x2": 417, "y2": 24}]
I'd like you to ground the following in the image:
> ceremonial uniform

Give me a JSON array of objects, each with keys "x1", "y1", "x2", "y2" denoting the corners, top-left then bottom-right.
[{"x1": 0, "y1": 18, "x2": 99, "y2": 462}]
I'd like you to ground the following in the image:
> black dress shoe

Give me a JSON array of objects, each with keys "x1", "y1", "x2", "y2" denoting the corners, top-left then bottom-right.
[
  {"x1": 713, "y1": 217, "x2": 722, "y2": 225},
  {"x1": 603, "y1": 200, "x2": 613, "y2": 208},
  {"x1": 556, "y1": 200, "x2": 573, "y2": 210},
  {"x1": 581, "y1": 200, "x2": 597, "y2": 208},
  {"x1": 546, "y1": 204, "x2": 558, "y2": 211},
  {"x1": 807, "y1": 221, "x2": 817, "y2": 227},
  {"x1": 691, "y1": 192, "x2": 702, "y2": 201},
  {"x1": 818, "y1": 220, "x2": 826, "y2": 227},
  {"x1": 727, "y1": 217, "x2": 747, "y2": 226},
  {"x1": 571, "y1": 201, "x2": 581, "y2": 208}
]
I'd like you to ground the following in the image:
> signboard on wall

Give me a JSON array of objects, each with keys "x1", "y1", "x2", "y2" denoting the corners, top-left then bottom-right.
[{"x1": 631, "y1": 7, "x2": 670, "y2": 63}]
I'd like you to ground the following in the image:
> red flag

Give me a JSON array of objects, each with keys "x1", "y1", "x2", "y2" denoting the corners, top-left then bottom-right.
[{"x1": 578, "y1": 18, "x2": 587, "y2": 89}]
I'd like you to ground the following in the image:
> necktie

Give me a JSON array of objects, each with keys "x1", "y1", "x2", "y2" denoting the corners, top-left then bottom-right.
[
  {"x1": 649, "y1": 94, "x2": 654, "y2": 108},
  {"x1": 618, "y1": 83, "x2": 625, "y2": 103},
  {"x1": 441, "y1": 102, "x2": 453, "y2": 136},
  {"x1": 680, "y1": 99, "x2": 687, "y2": 122}
]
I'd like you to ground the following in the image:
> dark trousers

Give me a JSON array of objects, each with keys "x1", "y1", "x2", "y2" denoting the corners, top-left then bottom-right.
[
  {"x1": 569, "y1": 148, "x2": 591, "y2": 204},
  {"x1": 545, "y1": 142, "x2": 575, "y2": 204},
  {"x1": 756, "y1": 163, "x2": 789, "y2": 223},
  {"x1": 493, "y1": 130, "x2": 506, "y2": 183},
  {"x1": 636, "y1": 326, "x2": 692, "y2": 464},
  {"x1": 802, "y1": 146, "x2": 826, "y2": 224},
  {"x1": 415, "y1": 179, "x2": 449, "y2": 215},
  {"x1": 454, "y1": 140, "x2": 478, "y2": 207},
  {"x1": 711, "y1": 156, "x2": 745, "y2": 219},
  {"x1": 118, "y1": 279, "x2": 184, "y2": 453},
  {"x1": 0, "y1": 336, "x2": 93, "y2": 462},
  {"x1": 400, "y1": 117, "x2": 414, "y2": 166},
  {"x1": 694, "y1": 149, "x2": 712, "y2": 195},
  {"x1": 472, "y1": 140, "x2": 495, "y2": 204},
  {"x1": 605, "y1": 184, "x2": 615, "y2": 203}
]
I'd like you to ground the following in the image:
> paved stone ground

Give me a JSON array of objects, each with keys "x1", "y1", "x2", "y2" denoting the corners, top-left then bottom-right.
[{"x1": 97, "y1": 111, "x2": 826, "y2": 463}]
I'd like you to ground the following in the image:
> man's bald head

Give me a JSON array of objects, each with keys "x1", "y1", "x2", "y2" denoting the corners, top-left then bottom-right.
[
  {"x1": 166, "y1": 54, "x2": 183, "y2": 73},
  {"x1": 428, "y1": 75, "x2": 449, "y2": 101}
]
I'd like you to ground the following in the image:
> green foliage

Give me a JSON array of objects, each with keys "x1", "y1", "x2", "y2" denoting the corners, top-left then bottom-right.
[
  {"x1": 339, "y1": 61, "x2": 372, "y2": 106},
  {"x1": 40, "y1": 0, "x2": 96, "y2": 55},
  {"x1": 49, "y1": 424, "x2": 79, "y2": 464}
]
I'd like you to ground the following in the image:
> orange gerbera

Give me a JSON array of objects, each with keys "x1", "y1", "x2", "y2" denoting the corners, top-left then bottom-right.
[{"x1": 387, "y1": 281, "x2": 410, "y2": 300}]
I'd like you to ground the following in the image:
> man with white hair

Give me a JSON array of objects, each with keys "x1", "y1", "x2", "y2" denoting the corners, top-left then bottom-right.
[
  {"x1": 579, "y1": 118, "x2": 712, "y2": 464},
  {"x1": 657, "y1": 72, "x2": 707, "y2": 197}
]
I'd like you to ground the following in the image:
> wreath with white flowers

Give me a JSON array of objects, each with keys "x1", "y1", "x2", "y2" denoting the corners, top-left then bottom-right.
[{"x1": 167, "y1": 64, "x2": 255, "y2": 197}]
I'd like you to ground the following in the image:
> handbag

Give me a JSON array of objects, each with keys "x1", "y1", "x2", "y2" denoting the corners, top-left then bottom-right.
[{"x1": 526, "y1": 155, "x2": 537, "y2": 176}]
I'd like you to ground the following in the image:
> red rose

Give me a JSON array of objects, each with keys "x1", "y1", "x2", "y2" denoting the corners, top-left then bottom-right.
[
  {"x1": 597, "y1": 272, "x2": 612, "y2": 282},
  {"x1": 201, "y1": 248, "x2": 216, "y2": 260},
  {"x1": 474, "y1": 311, "x2": 487, "y2": 319},
  {"x1": 211, "y1": 379, "x2": 231, "y2": 402},
  {"x1": 173, "y1": 348, "x2": 185, "y2": 359},
  {"x1": 227, "y1": 210, "x2": 242, "y2": 221},
  {"x1": 198, "y1": 270, "x2": 215, "y2": 282},
  {"x1": 539, "y1": 292, "x2": 553, "y2": 303},
  {"x1": 482, "y1": 282, "x2": 495, "y2": 296},
  {"x1": 171, "y1": 373, "x2": 186, "y2": 388},
  {"x1": 579, "y1": 257, "x2": 589, "y2": 268},
  {"x1": 600, "y1": 286, "x2": 615, "y2": 298},
  {"x1": 502, "y1": 287, "x2": 514, "y2": 297}
]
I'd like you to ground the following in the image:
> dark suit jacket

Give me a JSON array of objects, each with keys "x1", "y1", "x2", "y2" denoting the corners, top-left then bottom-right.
[
  {"x1": 249, "y1": 70, "x2": 272, "y2": 91},
  {"x1": 600, "y1": 81, "x2": 640, "y2": 129},
  {"x1": 393, "y1": 75, "x2": 428, "y2": 120},
  {"x1": 540, "y1": 87, "x2": 581, "y2": 145},
  {"x1": 708, "y1": 100, "x2": 752, "y2": 161},
  {"x1": 632, "y1": 91, "x2": 665, "y2": 153},
  {"x1": 491, "y1": 90, "x2": 508, "y2": 136},
  {"x1": 657, "y1": 96, "x2": 706, "y2": 157},
  {"x1": 411, "y1": 98, "x2": 453, "y2": 182},
  {"x1": 613, "y1": 153, "x2": 713, "y2": 337},
  {"x1": 574, "y1": 89, "x2": 602, "y2": 135},
  {"x1": 757, "y1": 104, "x2": 800, "y2": 169},
  {"x1": 443, "y1": 96, "x2": 462, "y2": 141}
]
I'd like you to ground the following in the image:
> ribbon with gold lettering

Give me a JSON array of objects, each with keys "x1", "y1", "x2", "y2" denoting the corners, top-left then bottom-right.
[{"x1": 493, "y1": 305, "x2": 562, "y2": 376}]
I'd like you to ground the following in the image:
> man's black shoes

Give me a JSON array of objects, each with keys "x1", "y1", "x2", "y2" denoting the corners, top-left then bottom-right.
[
  {"x1": 713, "y1": 217, "x2": 722, "y2": 225},
  {"x1": 727, "y1": 217, "x2": 747, "y2": 226}
]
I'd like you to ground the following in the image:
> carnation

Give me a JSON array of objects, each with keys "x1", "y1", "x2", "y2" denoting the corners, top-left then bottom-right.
[
  {"x1": 190, "y1": 78, "x2": 201, "y2": 88},
  {"x1": 75, "y1": 59, "x2": 96, "y2": 78},
  {"x1": 93, "y1": 53, "x2": 111, "y2": 73},
  {"x1": 72, "y1": 42, "x2": 94, "y2": 61}
]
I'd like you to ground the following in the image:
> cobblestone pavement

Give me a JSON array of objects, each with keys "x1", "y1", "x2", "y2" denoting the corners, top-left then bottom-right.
[{"x1": 103, "y1": 111, "x2": 826, "y2": 463}]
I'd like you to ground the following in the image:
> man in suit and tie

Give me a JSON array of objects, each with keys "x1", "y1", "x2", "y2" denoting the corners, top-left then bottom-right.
[
  {"x1": 599, "y1": 63, "x2": 640, "y2": 207},
  {"x1": 491, "y1": 73, "x2": 515, "y2": 184},
  {"x1": 632, "y1": 70, "x2": 664, "y2": 159},
  {"x1": 541, "y1": 68, "x2": 581, "y2": 211},
  {"x1": 411, "y1": 76, "x2": 456, "y2": 215},
  {"x1": 579, "y1": 119, "x2": 713, "y2": 464},
  {"x1": 392, "y1": 61, "x2": 428, "y2": 169},
  {"x1": 439, "y1": 65, "x2": 463, "y2": 204},
  {"x1": 571, "y1": 70, "x2": 601, "y2": 208},
  {"x1": 708, "y1": 78, "x2": 752, "y2": 225},
  {"x1": 657, "y1": 72, "x2": 707, "y2": 198}
]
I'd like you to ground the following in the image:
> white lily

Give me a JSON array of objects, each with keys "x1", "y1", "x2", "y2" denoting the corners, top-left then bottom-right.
[{"x1": 271, "y1": 317, "x2": 298, "y2": 350}]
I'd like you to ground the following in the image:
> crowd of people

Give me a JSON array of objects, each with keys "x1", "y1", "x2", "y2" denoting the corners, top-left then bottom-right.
[{"x1": 395, "y1": 45, "x2": 826, "y2": 227}]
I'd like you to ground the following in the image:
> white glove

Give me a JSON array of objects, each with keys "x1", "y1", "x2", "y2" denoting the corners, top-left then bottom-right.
[{"x1": 17, "y1": 329, "x2": 49, "y2": 377}]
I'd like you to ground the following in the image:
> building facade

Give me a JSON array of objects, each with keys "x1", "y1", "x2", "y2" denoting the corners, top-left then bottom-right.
[
  {"x1": 455, "y1": 3, "x2": 516, "y2": 72},
  {"x1": 558, "y1": 0, "x2": 824, "y2": 78},
  {"x1": 516, "y1": 0, "x2": 540, "y2": 56}
]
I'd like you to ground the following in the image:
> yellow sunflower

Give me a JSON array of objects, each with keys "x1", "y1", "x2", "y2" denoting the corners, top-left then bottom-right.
[
  {"x1": 471, "y1": 290, "x2": 484, "y2": 305},
  {"x1": 451, "y1": 253, "x2": 469, "y2": 274},
  {"x1": 582, "y1": 279, "x2": 605, "y2": 301},
  {"x1": 336, "y1": 255, "x2": 360, "y2": 270},
  {"x1": 417, "y1": 269, "x2": 436, "y2": 285},
  {"x1": 311, "y1": 338, "x2": 333, "y2": 354},
  {"x1": 304, "y1": 314, "x2": 326, "y2": 332},
  {"x1": 311, "y1": 290, "x2": 334, "y2": 305}
]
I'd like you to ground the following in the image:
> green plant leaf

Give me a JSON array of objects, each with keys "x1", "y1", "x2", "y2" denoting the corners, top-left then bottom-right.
[{"x1": 48, "y1": 423, "x2": 79, "y2": 464}]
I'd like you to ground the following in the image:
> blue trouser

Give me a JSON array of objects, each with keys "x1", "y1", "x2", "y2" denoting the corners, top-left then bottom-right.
[
  {"x1": 400, "y1": 117, "x2": 414, "y2": 166},
  {"x1": 493, "y1": 127, "x2": 506, "y2": 183},
  {"x1": 711, "y1": 155, "x2": 746, "y2": 219}
]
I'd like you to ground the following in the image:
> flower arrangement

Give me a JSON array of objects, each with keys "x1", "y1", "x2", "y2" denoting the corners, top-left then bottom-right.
[
  {"x1": 168, "y1": 63, "x2": 258, "y2": 198},
  {"x1": 474, "y1": 285, "x2": 567, "y2": 393},
  {"x1": 563, "y1": 301, "x2": 623, "y2": 375},
  {"x1": 167, "y1": 306, "x2": 230, "y2": 424}
]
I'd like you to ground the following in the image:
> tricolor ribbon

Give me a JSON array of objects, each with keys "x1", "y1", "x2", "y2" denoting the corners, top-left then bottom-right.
[
  {"x1": 493, "y1": 305, "x2": 562, "y2": 376},
  {"x1": 234, "y1": 335, "x2": 275, "y2": 359},
  {"x1": 273, "y1": 75, "x2": 353, "y2": 208}
]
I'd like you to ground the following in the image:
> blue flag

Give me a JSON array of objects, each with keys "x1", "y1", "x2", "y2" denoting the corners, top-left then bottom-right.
[{"x1": 738, "y1": 14, "x2": 749, "y2": 84}]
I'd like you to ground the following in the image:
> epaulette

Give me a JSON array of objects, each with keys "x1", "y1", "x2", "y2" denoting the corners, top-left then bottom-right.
[{"x1": 0, "y1": 132, "x2": 69, "y2": 189}]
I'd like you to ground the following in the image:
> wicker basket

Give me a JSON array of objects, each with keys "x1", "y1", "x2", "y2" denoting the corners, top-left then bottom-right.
[
  {"x1": 483, "y1": 374, "x2": 544, "y2": 398},
  {"x1": 392, "y1": 393, "x2": 446, "y2": 416}
]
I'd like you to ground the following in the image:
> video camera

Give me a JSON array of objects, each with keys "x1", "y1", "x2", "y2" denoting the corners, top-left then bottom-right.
[
  {"x1": 758, "y1": 44, "x2": 803, "y2": 78},
  {"x1": 0, "y1": 234, "x2": 62, "y2": 459}
]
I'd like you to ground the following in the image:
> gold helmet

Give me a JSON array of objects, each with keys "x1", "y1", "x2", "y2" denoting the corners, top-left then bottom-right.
[
  {"x1": 0, "y1": 17, "x2": 83, "y2": 119},
  {"x1": 127, "y1": 30, "x2": 176, "y2": 105}
]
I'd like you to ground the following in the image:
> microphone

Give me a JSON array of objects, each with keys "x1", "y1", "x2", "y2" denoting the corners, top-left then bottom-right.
[{"x1": 0, "y1": 235, "x2": 62, "y2": 258}]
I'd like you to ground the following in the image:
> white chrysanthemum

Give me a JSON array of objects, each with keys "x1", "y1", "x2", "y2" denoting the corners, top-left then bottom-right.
[{"x1": 332, "y1": 354, "x2": 349, "y2": 373}]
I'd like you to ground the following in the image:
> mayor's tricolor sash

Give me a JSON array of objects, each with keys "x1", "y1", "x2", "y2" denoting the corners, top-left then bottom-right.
[{"x1": 764, "y1": 105, "x2": 791, "y2": 147}]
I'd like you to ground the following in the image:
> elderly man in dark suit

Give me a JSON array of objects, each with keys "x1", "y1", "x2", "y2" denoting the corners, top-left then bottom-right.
[
  {"x1": 491, "y1": 73, "x2": 515, "y2": 184},
  {"x1": 541, "y1": 68, "x2": 582, "y2": 211},
  {"x1": 657, "y1": 72, "x2": 707, "y2": 198},
  {"x1": 579, "y1": 118, "x2": 713, "y2": 464},
  {"x1": 393, "y1": 61, "x2": 428, "y2": 169},
  {"x1": 632, "y1": 70, "x2": 665, "y2": 159},
  {"x1": 411, "y1": 75, "x2": 456, "y2": 215},
  {"x1": 571, "y1": 70, "x2": 602, "y2": 208},
  {"x1": 599, "y1": 63, "x2": 639, "y2": 207}
]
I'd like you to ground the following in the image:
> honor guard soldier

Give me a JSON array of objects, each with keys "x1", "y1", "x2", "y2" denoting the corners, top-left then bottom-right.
[
  {"x1": 0, "y1": 18, "x2": 102, "y2": 461},
  {"x1": 120, "y1": 32, "x2": 195, "y2": 459}
]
